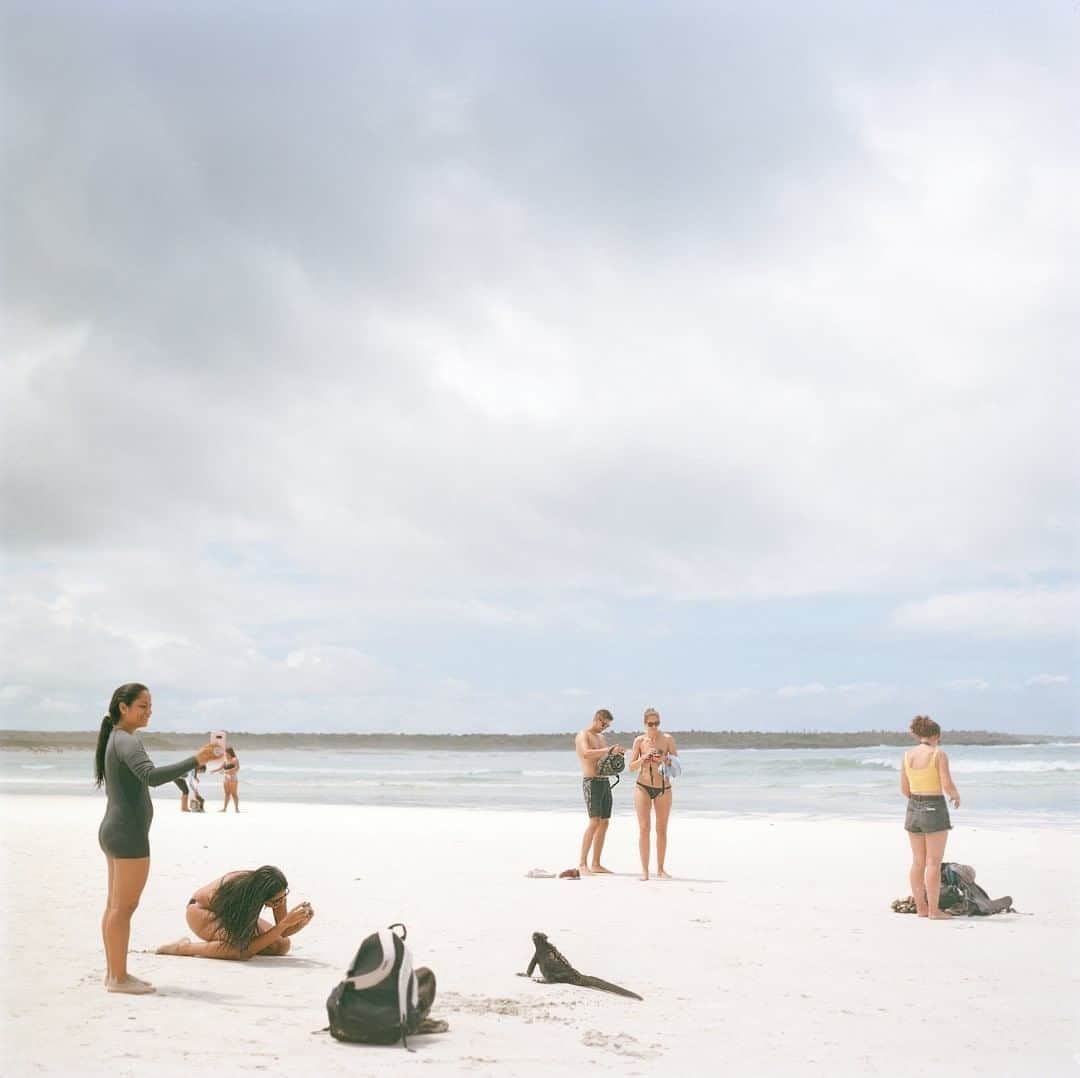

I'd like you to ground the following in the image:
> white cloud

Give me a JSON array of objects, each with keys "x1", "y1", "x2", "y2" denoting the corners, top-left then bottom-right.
[
  {"x1": 1025, "y1": 674, "x2": 1070, "y2": 687},
  {"x1": 943, "y1": 679, "x2": 989, "y2": 692},
  {"x1": 893, "y1": 589, "x2": 1080, "y2": 639},
  {"x1": 778, "y1": 683, "x2": 827, "y2": 698}
]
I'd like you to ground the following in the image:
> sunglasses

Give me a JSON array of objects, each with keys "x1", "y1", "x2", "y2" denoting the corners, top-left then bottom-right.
[{"x1": 645, "y1": 720, "x2": 660, "y2": 727}]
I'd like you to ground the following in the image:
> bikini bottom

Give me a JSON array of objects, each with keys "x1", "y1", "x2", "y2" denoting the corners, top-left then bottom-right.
[{"x1": 636, "y1": 782, "x2": 670, "y2": 801}]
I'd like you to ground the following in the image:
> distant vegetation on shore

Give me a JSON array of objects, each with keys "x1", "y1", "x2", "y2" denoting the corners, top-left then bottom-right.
[{"x1": 1, "y1": 729, "x2": 1073, "y2": 752}]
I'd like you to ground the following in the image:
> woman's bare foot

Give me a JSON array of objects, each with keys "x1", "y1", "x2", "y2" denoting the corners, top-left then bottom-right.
[
  {"x1": 102, "y1": 972, "x2": 151, "y2": 986},
  {"x1": 640, "y1": 873, "x2": 649, "y2": 881},
  {"x1": 657, "y1": 870, "x2": 672, "y2": 880},
  {"x1": 589, "y1": 864, "x2": 613, "y2": 874},
  {"x1": 928, "y1": 911, "x2": 953, "y2": 920},
  {"x1": 155, "y1": 937, "x2": 192, "y2": 956},
  {"x1": 106, "y1": 976, "x2": 156, "y2": 994}
]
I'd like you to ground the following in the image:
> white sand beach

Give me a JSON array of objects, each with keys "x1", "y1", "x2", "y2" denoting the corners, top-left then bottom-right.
[{"x1": 1, "y1": 795, "x2": 1076, "y2": 1077}]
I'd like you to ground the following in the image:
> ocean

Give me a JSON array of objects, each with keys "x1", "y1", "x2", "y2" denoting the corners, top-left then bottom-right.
[{"x1": 3, "y1": 740, "x2": 1077, "y2": 824}]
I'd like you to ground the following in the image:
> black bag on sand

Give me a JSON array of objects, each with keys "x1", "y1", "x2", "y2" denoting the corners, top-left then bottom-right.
[
  {"x1": 939, "y1": 863, "x2": 1014, "y2": 916},
  {"x1": 326, "y1": 924, "x2": 439, "y2": 1048}
]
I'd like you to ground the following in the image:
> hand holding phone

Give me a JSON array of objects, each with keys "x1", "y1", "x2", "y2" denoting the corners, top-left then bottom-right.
[{"x1": 211, "y1": 730, "x2": 227, "y2": 757}]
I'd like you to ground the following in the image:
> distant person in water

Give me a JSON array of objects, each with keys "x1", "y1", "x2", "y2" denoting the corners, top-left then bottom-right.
[
  {"x1": 628, "y1": 707, "x2": 678, "y2": 881},
  {"x1": 901, "y1": 715, "x2": 961, "y2": 919},
  {"x1": 95, "y1": 683, "x2": 217, "y2": 994},
  {"x1": 575, "y1": 709, "x2": 625, "y2": 875},
  {"x1": 212, "y1": 746, "x2": 240, "y2": 812},
  {"x1": 156, "y1": 865, "x2": 314, "y2": 960}
]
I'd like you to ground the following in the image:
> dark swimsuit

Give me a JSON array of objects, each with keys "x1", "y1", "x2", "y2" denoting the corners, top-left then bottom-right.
[{"x1": 98, "y1": 730, "x2": 197, "y2": 859}]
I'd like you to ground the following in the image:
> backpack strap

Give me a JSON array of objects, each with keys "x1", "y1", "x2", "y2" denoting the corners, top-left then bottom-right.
[{"x1": 345, "y1": 928, "x2": 396, "y2": 990}]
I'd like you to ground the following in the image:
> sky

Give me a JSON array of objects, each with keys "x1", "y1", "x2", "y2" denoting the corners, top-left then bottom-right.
[{"x1": 2, "y1": 2, "x2": 1077, "y2": 735}]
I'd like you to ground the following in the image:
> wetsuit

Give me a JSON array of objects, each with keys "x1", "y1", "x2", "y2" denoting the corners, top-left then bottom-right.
[{"x1": 98, "y1": 729, "x2": 197, "y2": 858}]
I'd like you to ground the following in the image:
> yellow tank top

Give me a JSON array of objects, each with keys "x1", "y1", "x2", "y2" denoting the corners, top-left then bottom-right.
[{"x1": 904, "y1": 749, "x2": 942, "y2": 795}]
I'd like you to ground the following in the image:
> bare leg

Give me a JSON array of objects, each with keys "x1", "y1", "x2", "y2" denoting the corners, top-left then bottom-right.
[
  {"x1": 104, "y1": 857, "x2": 151, "y2": 985},
  {"x1": 925, "y1": 830, "x2": 950, "y2": 918},
  {"x1": 579, "y1": 818, "x2": 601, "y2": 872},
  {"x1": 907, "y1": 832, "x2": 928, "y2": 916},
  {"x1": 160, "y1": 916, "x2": 292, "y2": 960},
  {"x1": 102, "y1": 856, "x2": 115, "y2": 979},
  {"x1": 634, "y1": 785, "x2": 652, "y2": 880},
  {"x1": 655, "y1": 788, "x2": 672, "y2": 878},
  {"x1": 232, "y1": 785, "x2": 240, "y2": 812},
  {"x1": 156, "y1": 937, "x2": 256, "y2": 960},
  {"x1": 590, "y1": 818, "x2": 612, "y2": 872}
]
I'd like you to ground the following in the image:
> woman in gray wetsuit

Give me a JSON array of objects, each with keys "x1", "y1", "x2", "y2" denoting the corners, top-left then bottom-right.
[{"x1": 95, "y1": 683, "x2": 217, "y2": 994}]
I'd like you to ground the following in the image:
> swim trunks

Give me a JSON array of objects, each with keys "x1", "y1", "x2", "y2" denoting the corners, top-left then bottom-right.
[
  {"x1": 904, "y1": 794, "x2": 952, "y2": 834},
  {"x1": 583, "y1": 777, "x2": 613, "y2": 819}
]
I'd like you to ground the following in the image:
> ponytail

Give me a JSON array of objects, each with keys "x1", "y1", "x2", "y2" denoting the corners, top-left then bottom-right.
[
  {"x1": 94, "y1": 715, "x2": 116, "y2": 787},
  {"x1": 95, "y1": 682, "x2": 149, "y2": 787}
]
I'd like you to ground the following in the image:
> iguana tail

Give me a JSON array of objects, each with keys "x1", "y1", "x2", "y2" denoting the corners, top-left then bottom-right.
[{"x1": 577, "y1": 974, "x2": 643, "y2": 1000}]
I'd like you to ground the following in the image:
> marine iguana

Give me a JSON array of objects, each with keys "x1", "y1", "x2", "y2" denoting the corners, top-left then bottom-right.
[{"x1": 518, "y1": 931, "x2": 642, "y2": 1000}]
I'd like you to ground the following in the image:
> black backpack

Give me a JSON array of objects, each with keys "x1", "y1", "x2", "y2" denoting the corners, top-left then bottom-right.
[
  {"x1": 326, "y1": 924, "x2": 431, "y2": 1048},
  {"x1": 939, "y1": 863, "x2": 1014, "y2": 916}
]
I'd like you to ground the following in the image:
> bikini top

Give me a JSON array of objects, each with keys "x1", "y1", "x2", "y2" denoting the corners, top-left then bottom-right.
[
  {"x1": 636, "y1": 741, "x2": 666, "y2": 785},
  {"x1": 904, "y1": 749, "x2": 942, "y2": 795}
]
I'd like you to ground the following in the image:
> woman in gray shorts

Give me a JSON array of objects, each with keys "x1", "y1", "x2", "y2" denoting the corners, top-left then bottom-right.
[
  {"x1": 95, "y1": 683, "x2": 217, "y2": 994},
  {"x1": 900, "y1": 715, "x2": 961, "y2": 920}
]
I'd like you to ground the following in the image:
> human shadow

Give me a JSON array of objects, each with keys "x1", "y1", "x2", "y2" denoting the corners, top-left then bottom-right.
[
  {"x1": 250, "y1": 956, "x2": 333, "y2": 969},
  {"x1": 589, "y1": 871, "x2": 727, "y2": 883},
  {"x1": 152, "y1": 986, "x2": 241, "y2": 1003}
]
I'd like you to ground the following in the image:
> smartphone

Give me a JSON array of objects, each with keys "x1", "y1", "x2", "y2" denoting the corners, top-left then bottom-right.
[{"x1": 211, "y1": 730, "x2": 227, "y2": 757}]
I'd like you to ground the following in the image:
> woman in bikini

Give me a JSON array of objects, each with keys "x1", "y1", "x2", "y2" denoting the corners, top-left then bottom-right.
[
  {"x1": 628, "y1": 707, "x2": 678, "y2": 881},
  {"x1": 213, "y1": 746, "x2": 240, "y2": 812},
  {"x1": 901, "y1": 715, "x2": 961, "y2": 920},
  {"x1": 156, "y1": 865, "x2": 314, "y2": 960}
]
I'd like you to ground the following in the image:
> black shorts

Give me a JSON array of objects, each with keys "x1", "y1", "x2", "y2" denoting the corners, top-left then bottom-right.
[
  {"x1": 905, "y1": 795, "x2": 952, "y2": 834},
  {"x1": 583, "y1": 777, "x2": 613, "y2": 819}
]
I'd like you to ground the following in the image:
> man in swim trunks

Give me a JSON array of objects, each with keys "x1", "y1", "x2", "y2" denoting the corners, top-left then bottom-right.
[{"x1": 575, "y1": 709, "x2": 625, "y2": 875}]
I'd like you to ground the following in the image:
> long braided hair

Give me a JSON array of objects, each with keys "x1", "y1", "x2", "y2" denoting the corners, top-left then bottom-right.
[
  {"x1": 94, "y1": 683, "x2": 148, "y2": 787},
  {"x1": 208, "y1": 866, "x2": 288, "y2": 951}
]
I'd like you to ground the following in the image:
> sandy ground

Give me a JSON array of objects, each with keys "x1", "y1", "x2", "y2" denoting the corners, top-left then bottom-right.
[{"x1": 1, "y1": 795, "x2": 1077, "y2": 1077}]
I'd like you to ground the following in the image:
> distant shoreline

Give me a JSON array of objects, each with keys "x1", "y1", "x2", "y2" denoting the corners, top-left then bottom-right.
[{"x1": 1, "y1": 729, "x2": 1074, "y2": 752}]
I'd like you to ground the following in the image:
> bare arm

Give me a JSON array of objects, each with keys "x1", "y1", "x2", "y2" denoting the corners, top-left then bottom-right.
[
  {"x1": 666, "y1": 734, "x2": 678, "y2": 756},
  {"x1": 269, "y1": 895, "x2": 286, "y2": 926},
  {"x1": 115, "y1": 732, "x2": 199, "y2": 788},
  {"x1": 575, "y1": 731, "x2": 623, "y2": 759},
  {"x1": 238, "y1": 910, "x2": 305, "y2": 959},
  {"x1": 937, "y1": 752, "x2": 960, "y2": 807},
  {"x1": 628, "y1": 736, "x2": 646, "y2": 773}
]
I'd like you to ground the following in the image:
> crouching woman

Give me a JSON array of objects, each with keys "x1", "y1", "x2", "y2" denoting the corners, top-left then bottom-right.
[{"x1": 157, "y1": 865, "x2": 314, "y2": 960}]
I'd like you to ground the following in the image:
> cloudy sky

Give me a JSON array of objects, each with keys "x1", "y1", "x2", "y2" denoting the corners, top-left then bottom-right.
[{"x1": 3, "y1": 2, "x2": 1077, "y2": 734}]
